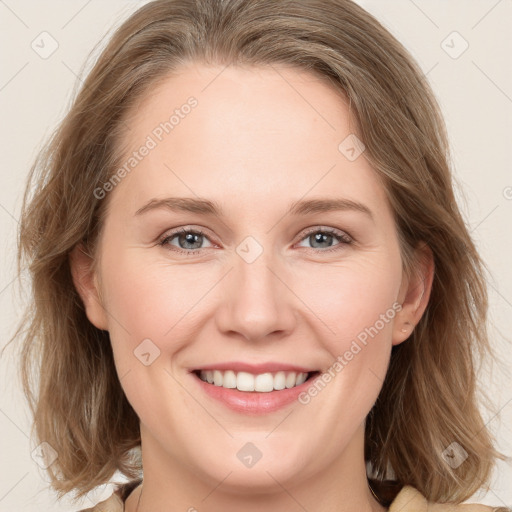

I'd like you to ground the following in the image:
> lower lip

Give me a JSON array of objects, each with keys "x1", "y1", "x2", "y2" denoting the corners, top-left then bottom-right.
[{"x1": 191, "y1": 372, "x2": 320, "y2": 414}]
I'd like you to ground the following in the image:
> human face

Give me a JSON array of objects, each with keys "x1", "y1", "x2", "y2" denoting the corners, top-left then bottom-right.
[{"x1": 87, "y1": 62, "x2": 410, "y2": 501}]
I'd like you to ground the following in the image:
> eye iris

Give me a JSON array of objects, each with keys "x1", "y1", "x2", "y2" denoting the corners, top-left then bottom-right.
[
  {"x1": 311, "y1": 232, "x2": 334, "y2": 249},
  {"x1": 179, "y1": 232, "x2": 202, "y2": 250}
]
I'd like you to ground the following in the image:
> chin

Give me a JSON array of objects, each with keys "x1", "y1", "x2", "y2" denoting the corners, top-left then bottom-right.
[{"x1": 185, "y1": 436, "x2": 317, "y2": 494}]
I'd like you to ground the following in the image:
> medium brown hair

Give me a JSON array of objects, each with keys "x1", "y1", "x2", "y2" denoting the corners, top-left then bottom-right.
[{"x1": 11, "y1": 0, "x2": 506, "y2": 505}]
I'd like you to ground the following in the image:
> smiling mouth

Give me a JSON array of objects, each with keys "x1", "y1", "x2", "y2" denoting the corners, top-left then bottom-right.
[{"x1": 193, "y1": 369, "x2": 320, "y2": 392}]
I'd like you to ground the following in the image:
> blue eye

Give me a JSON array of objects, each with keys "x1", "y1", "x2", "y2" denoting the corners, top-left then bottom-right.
[
  {"x1": 159, "y1": 228, "x2": 213, "y2": 255},
  {"x1": 158, "y1": 226, "x2": 353, "y2": 256},
  {"x1": 296, "y1": 227, "x2": 353, "y2": 253}
]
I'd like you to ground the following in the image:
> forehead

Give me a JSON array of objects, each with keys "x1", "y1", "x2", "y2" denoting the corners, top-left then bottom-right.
[{"x1": 110, "y1": 62, "x2": 389, "y2": 217}]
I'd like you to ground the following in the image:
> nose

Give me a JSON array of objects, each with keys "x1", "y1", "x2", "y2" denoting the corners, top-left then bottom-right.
[{"x1": 214, "y1": 250, "x2": 297, "y2": 343}]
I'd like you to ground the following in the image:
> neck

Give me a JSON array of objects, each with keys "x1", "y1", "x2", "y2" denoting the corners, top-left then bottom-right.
[{"x1": 126, "y1": 423, "x2": 387, "y2": 512}]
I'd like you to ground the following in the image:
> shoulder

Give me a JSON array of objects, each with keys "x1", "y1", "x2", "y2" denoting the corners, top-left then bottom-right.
[
  {"x1": 76, "y1": 479, "x2": 142, "y2": 512},
  {"x1": 76, "y1": 492, "x2": 123, "y2": 512},
  {"x1": 389, "y1": 485, "x2": 510, "y2": 512}
]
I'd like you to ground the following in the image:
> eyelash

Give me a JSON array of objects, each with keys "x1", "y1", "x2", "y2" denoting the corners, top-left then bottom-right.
[{"x1": 158, "y1": 226, "x2": 353, "y2": 256}]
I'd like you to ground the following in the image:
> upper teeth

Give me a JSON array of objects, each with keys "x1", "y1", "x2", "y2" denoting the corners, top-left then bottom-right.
[{"x1": 198, "y1": 370, "x2": 309, "y2": 392}]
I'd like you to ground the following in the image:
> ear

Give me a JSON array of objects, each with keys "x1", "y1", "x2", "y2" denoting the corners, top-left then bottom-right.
[
  {"x1": 392, "y1": 242, "x2": 434, "y2": 346},
  {"x1": 69, "y1": 244, "x2": 109, "y2": 331}
]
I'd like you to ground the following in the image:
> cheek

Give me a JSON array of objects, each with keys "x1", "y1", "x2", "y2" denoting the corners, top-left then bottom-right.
[
  {"x1": 293, "y1": 257, "x2": 402, "y2": 424},
  {"x1": 97, "y1": 256, "x2": 204, "y2": 418},
  {"x1": 109, "y1": 266, "x2": 189, "y2": 332},
  {"x1": 292, "y1": 252, "x2": 402, "y2": 342},
  {"x1": 97, "y1": 252, "x2": 180, "y2": 357},
  {"x1": 98, "y1": 250, "x2": 226, "y2": 368}
]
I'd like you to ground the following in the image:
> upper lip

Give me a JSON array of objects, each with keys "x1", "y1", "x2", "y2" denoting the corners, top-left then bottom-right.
[{"x1": 191, "y1": 362, "x2": 317, "y2": 374}]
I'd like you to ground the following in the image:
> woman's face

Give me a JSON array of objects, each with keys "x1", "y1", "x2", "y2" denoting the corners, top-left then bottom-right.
[{"x1": 78, "y1": 63, "x2": 422, "y2": 495}]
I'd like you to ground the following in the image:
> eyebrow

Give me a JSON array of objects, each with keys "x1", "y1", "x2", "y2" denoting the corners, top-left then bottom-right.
[{"x1": 135, "y1": 196, "x2": 373, "y2": 220}]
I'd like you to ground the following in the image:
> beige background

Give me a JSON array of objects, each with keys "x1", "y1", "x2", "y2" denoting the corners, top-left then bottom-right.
[{"x1": 0, "y1": 0, "x2": 511, "y2": 510}]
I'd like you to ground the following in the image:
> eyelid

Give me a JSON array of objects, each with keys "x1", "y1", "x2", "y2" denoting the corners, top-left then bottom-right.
[
  {"x1": 297, "y1": 225, "x2": 353, "y2": 244},
  {"x1": 158, "y1": 226, "x2": 218, "y2": 248},
  {"x1": 158, "y1": 224, "x2": 354, "y2": 256}
]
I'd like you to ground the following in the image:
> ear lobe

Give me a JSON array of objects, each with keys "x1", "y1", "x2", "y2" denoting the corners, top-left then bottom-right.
[
  {"x1": 69, "y1": 244, "x2": 109, "y2": 331},
  {"x1": 392, "y1": 242, "x2": 434, "y2": 346}
]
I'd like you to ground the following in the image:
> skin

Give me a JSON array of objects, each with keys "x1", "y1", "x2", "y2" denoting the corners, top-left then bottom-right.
[{"x1": 71, "y1": 62, "x2": 433, "y2": 512}]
